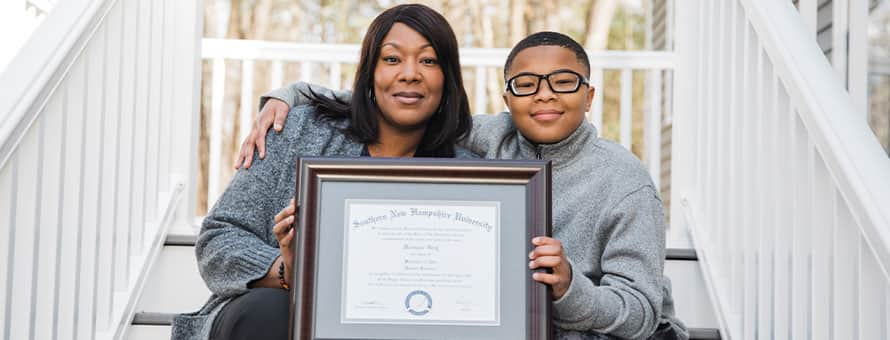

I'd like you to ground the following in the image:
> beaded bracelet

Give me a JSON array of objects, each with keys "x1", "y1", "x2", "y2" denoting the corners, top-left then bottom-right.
[{"x1": 278, "y1": 260, "x2": 290, "y2": 290}]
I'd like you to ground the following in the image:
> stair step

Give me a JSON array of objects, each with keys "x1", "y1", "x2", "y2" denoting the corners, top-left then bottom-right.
[
  {"x1": 666, "y1": 248, "x2": 698, "y2": 261},
  {"x1": 130, "y1": 312, "x2": 721, "y2": 339},
  {"x1": 140, "y1": 235, "x2": 716, "y2": 337},
  {"x1": 164, "y1": 234, "x2": 699, "y2": 261},
  {"x1": 133, "y1": 312, "x2": 174, "y2": 325},
  {"x1": 135, "y1": 246, "x2": 210, "y2": 314}
]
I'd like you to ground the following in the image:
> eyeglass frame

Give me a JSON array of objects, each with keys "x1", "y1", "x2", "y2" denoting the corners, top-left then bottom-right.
[{"x1": 504, "y1": 69, "x2": 590, "y2": 97}]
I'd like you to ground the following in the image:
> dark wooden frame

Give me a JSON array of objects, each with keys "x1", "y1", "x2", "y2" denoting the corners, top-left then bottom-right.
[{"x1": 289, "y1": 157, "x2": 552, "y2": 340}]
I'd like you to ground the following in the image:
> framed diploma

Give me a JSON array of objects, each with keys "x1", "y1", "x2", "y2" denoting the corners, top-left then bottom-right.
[{"x1": 290, "y1": 157, "x2": 551, "y2": 340}]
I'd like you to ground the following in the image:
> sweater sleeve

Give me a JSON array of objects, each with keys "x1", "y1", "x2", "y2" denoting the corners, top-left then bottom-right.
[
  {"x1": 195, "y1": 117, "x2": 301, "y2": 297},
  {"x1": 552, "y1": 185, "x2": 666, "y2": 339},
  {"x1": 259, "y1": 81, "x2": 352, "y2": 111},
  {"x1": 457, "y1": 112, "x2": 512, "y2": 158}
]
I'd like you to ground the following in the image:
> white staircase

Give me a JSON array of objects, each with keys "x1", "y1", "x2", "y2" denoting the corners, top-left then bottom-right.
[
  {"x1": 0, "y1": 0, "x2": 201, "y2": 339},
  {"x1": 125, "y1": 231, "x2": 722, "y2": 340},
  {"x1": 3, "y1": 1, "x2": 890, "y2": 340}
]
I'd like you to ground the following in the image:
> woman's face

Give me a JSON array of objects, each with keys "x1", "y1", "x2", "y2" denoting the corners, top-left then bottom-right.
[{"x1": 373, "y1": 22, "x2": 444, "y2": 132}]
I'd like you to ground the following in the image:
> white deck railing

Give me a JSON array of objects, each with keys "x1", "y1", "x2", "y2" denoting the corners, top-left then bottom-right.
[
  {"x1": 0, "y1": 0, "x2": 201, "y2": 339},
  {"x1": 200, "y1": 39, "x2": 676, "y2": 212},
  {"x1": 673, "y1": 0, "x2": 890, "y2": 339}
]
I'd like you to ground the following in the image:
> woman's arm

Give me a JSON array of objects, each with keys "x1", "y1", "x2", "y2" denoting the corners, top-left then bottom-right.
[
  {"x1": 196, "y1": 169, "x2": 284, "y2": 296},
  {"x1": 198, "y1": 117, "x2": 303, "y2": 296},
  {"x1": 235, "y1": 82, "x2": 349, "y2": 169}
]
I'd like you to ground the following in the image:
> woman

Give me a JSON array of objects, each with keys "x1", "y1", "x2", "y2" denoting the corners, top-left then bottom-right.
[
  {"x1": 170, "y1": 4, "x2": 474, "y2": 340},
  {"x1": 238, "y1": 32, "x2": 689, "y2": 340}
]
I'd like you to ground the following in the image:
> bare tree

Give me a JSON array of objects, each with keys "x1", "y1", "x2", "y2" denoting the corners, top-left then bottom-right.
[
  {"x1": 509, "y1": 0, "x2": 528, "y2": 44},
  {"x1": 584, "y1": 0, "x2": 617, "y2": 50}
]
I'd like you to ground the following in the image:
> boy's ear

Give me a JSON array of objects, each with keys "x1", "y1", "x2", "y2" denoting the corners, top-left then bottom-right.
[
  {"x1": 584, "y1": 85, "x2": 596, "y2": 113},
  {"x1": 502, "y1": 92, "x2": 509, "y2": 110}
]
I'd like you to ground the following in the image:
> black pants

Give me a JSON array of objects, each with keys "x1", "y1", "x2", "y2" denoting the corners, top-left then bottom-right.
[
  {"x1": 209, "y1": 288, "x2": 682, "y2": 340},
  {"x1": 649, "y1": 322, "x2": 682, "y2": 340},
  {"x1": 210, "y1": 288, "x2": 290, "y2": 340}
]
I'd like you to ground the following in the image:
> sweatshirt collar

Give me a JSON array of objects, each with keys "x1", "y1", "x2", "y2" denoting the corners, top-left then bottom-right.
[{"x1": 517, "y1": 121, "x2": 597, "y2": 168}]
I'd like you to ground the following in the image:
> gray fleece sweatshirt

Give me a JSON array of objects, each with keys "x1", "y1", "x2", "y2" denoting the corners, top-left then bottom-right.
[
  {"x1": 263, "y1": 83, "x2": 688, "y2": 340},
  {"x1": 170, "y1": 105, "x2": 476, "y2": 340}
]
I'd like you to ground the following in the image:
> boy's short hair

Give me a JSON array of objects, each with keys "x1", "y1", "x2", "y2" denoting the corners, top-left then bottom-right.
[{"x1": 503, "y1": 31, "x2": 591, "y2": 78}]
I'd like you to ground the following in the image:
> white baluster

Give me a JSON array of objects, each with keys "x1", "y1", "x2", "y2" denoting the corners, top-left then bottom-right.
[
  {"x1": 79, "y1": 36, "x2": 105, "y2": 340},
  {"x1": 58, "y1": 55, "x2": 88, "y2": 340},
  {"x1": 35, "y1": 89, "x2": 66, "y2": 340},
  {"x1": 707, "y1": 2, "x2": 724, "y2": 308},
  {"x1": 115, "y1": 0, "x2": 138, "y2": 292},
  {"x1": 703, "y1": 0, "x2": 717, "y2": 258},
  {"x1": 590, "y1": 68, "x2": 603, "y2": 134},
  {"x1": 8, "y1": 121, "x2": 40, "y2": 340},
  {"x1": 301, "y1": 61, "x2": 313, "y2": 83},
  {"x1": 832, "y1": 0, "x2": 849, "y2": 81},
  {"x1": 0, "y1": 152, "x2": 12, "y2": 339},
  {"x1": 144, "y1": 0, "x2": 165, "y2": 224},
  {"x1": 130, "y1": 0, "x2": 152, "y2": 256},
  {"x1": 475, "y1": 66, "x2": 486, "y2": 114},
  {"x1": 208, "y1": 57, "x2": 226, "y2": 208},
  {"x1": 798, "y1": 0, "x2": 818, "y2": 37},
  {"x1": 790, "y1": 113, "x2": 812, "y2": 339},
  {"x1": 692, "y1": 1, "x2": 706, "y2": 211},
  {"x1": 833, "y1": 198, "x2": 858, "y2": 338},
  {"x1": 644, "y1": 70, "x2": 661, "y2": 188},
  {"x1": 731, "y1": 4, "x2": 746, "y2": 327},
  {"x1": 240, "y1": 60, "x2": 255, "y2": 143},
  {"x1": 810, "y1": 150, "x2": 831, "y2": 340},
  {"x1": 158, "y1": 0, "x2": 174, "y2": 201},
  {"x1": 97, "y1": 4, "x2": 121, "y2": 329},
  {"x1": 757, "y1": 60, "x2": 778, "y2": 340},
  {"x1": 848, "y1": 0, "x2": 869, "y2": 119},
  {"x1": 329, "y1": 62, "x2": 341, "y2": 89},
  {"x1": 773, "y1": 79, "x2": 792, "y2": 340},
  {"x1": 858, "y1": 238, "x2": 884, "y2": 339},
  {"x1": 270, "y1": 61, "x2": 283, "y2": 91},
  {"x1": 170, "y1": 0, "x2": 202, "y2": 227},
  {"x1": 619, "y1": 69, "x2": 632, "y2": 150}
]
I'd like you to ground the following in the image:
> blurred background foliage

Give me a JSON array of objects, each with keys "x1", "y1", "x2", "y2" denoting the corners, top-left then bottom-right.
[
  {"x1": 196, "y1": 0, "x2": 655, "y2": 212},
  {"x1": 195, "y1": 0, "x2": 890, "y2": 214}
]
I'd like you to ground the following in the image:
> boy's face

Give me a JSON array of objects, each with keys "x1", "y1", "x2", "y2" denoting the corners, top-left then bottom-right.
[{"x1": 503, "y1": 46, "x2": 595, "y2": 144}]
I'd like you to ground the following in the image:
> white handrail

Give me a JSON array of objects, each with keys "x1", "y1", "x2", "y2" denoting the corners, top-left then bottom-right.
[
  {"x1": 673, "y1": 0, "x2": 890, "y2": 338},
  {"x1": 201, "y1": 38, "x2": 677, "y2": 69},
  {"x1": 198, "y1": 38, "x2": 676, "y2": 213},
  {"x1": 0, "y1": 0, "x2": 108, "y2": 170},
  {"x1": 743, "y1": 0, "x2": 890, "y2": 282}
]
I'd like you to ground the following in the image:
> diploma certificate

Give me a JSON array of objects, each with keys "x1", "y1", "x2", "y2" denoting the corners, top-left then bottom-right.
[{"x1": 341, "y1": 199, "x2": 500, "y2": 326}]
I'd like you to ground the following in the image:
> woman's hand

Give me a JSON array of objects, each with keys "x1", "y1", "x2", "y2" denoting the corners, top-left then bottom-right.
[
  {"x1": 528, "y1": 236, "x2": 572, "y2": 300},
  {"x1": 272, "y1": 198, "x2": 298, "y2": 287},
  {"x1": 234, "y1": 98, "x2": 291, "y2": 169}
]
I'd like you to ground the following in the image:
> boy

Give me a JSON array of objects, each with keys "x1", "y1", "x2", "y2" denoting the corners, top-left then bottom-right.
[{"x1": 241, "y1": 32, "x2": 687, "y2": 340}]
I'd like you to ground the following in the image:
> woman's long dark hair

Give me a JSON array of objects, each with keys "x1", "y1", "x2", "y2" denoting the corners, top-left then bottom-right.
[{"x1": 306, "y1": 4, "x2": 472, "y2": 157}]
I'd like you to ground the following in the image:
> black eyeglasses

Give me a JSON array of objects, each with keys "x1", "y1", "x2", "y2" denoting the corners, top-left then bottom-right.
[{"x1": 505, "y1": 70, "x2": 590, "y2": 97}]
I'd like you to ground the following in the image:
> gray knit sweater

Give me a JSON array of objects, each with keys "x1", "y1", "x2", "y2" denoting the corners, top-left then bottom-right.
[
  {"x1": 264, "y1": 83, "x2": 688, "y2": 340},
  {"x1": 466, "y1": 113, "x2": 687, "y2": 340},
  {"x1": 170, "y1": 105, "x2": 476, "y2": 340}
]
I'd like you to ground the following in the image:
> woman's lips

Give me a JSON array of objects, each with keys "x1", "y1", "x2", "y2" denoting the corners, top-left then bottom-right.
[
  {"x1": 531, "y1": 109, "x2": 563, "y2": 122},
  {"x1": 393, "y1": 92, "x2": 424, "y2": 105}
]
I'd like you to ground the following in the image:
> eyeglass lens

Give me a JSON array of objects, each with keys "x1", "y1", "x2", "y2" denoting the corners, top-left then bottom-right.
[{"x1": 510, "y1": 71, "x2": 581, "y2": 95}]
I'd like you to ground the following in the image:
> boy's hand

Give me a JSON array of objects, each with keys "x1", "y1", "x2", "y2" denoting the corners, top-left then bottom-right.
[
  {"x1": 235, "y1": 98, "x2": 291, "y2": 169},
  {"x1": 528, "y1": 236, "x2": 572, "y2": 300}
]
